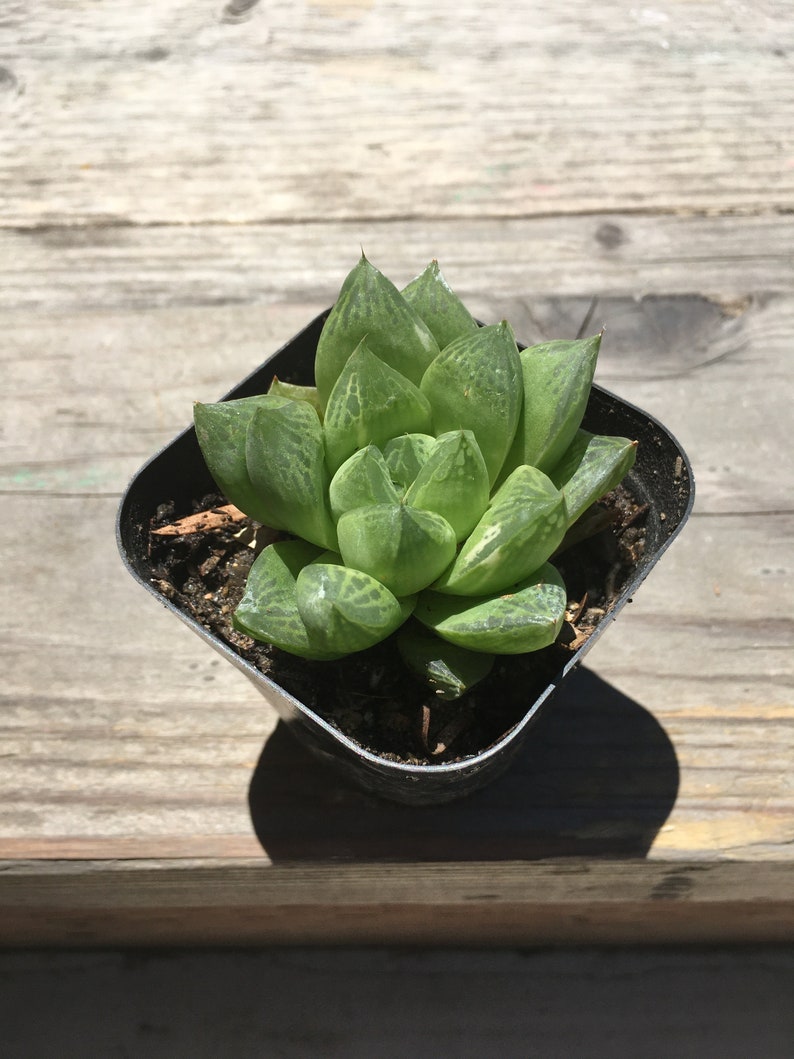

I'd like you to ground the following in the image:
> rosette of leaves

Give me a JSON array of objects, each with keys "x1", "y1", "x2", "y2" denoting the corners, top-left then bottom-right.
[{"x1": 194, "y1": 255, "x2": 637, "y2": 699}]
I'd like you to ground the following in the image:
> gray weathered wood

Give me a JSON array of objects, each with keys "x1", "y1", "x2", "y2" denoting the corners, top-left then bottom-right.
[
  {"x1": 1, "y1": 860, "x2": 794, "y2": 946},
  {"x1": 1, "y1": 215, "x2": 792, "y2": 315},
  {"x1": 2, "y1": 2, "x2": 793, "y2": 226},
  {"x1": 0, "y1": 0, "x2": 792, "y2": 948}
]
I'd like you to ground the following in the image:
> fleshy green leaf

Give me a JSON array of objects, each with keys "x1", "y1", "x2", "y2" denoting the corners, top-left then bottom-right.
[
  {"x1": 193, "y1": 395, "x2": 291, "y2": 524},
  {"x1": 267, "y1": 377, "x2": 324, "y2": 420},
  {"x1": 246, "y1": 400, "x2": 338, "y2": 550},
  {"x1": 547, "y1": 428, "x2": 594, "y2": 488},
  {"x1": 397, "y1": 624, "x2": 494, "y2": 700},
  {"x1": 232, "y1": 540, "x2": 340, "y2": 660},
  {"x1": 420, "y1": 321, "x2": 523, "y2": 485},
  {"x1": 401, "y1": 260, "x2": 479, "y2": 350},
  {"x1": 549, "y1": 430, "x2": 638, "y2": 525},
  {"x1": 415, "y1": 563, "x2": 567, "y2": 655},
  {"x1": 383, "y1": 433, "x2": 436, "y2": 491},
  {"x1": 328, "y1": 445, "x2": 400, "y2": 521},
  {"x1": 433, "y1": 465, "x2": 567, "y2": 596},
  {"x1": 323, "y1": 341, "x2": 433, "y2": 473},
  {"x1": 501, "y1": 334, "x2": 601, "y2": 479},
  {"x1": 337, "y1": 502, "x2": 457, "y2": 598},
  {"x1": 296, "y1": 562, "x2": 414, "y2": 656},
  {"x1": 315, "y1": 254, "x2": 440, "y2": 407},
  {"x1": 404, "y1": 429, "x2": 489, "y2": 542}
]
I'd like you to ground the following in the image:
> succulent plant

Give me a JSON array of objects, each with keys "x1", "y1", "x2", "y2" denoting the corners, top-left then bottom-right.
[{"x1": 194, "y1": 255, "x2": 637, "y2": 700}]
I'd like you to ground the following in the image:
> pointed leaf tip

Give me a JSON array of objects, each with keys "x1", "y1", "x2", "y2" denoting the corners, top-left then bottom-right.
[
  {"x1": 420, "y1": 322, "x2": 522, "y2": 485},
  {"x1": 315, "y1": 257, "x2": 439, "y2": 404},
  {"x1": 323, "y1": 341, "x2": 432, "y2": 472},
  {"x1": 397, "y1": 625, "x2": 494, "y2": 699}
]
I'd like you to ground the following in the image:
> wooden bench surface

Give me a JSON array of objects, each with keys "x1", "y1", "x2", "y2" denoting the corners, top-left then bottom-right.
[{"x1": 1, "y1": 0, "x2": 792, "y2": 946}]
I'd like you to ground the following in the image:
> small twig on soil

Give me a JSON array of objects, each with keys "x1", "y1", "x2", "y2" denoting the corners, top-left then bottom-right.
[
  {"x1": 604, "y1": 561, "x2": 622, "y2": 605},
  {"x1": 564, "y1": 630, "x2": 591, "y2": 652},
  {"x1": 565, "y1": 591, "x2": 589, "y2": 625},
  {"x1": 151, "y1": 504, "x2": 247, "y2": 537},
  {"x1": 419, "y1": 703, "x2": 432, "y2": 754},
  {"x1": 433, "y1": 712, "x2": 473, "y2": 756},
  {"x1": 621, "y1": 502, "x2": 649, "y2": 529}
]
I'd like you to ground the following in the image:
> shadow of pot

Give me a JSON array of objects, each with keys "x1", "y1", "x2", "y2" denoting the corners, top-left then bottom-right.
[
  {"x1": 117, "y1": 311, "x2": 694, "y2": 805},
  {"x1": 247, "y1": 667, "x2": 680, "y2": 861}
]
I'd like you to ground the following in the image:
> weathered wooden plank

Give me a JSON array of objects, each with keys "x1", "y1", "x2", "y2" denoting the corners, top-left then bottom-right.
[
  {"x1": 1, "y1": 861, "x2": 793, "y2": 946},
  {"x1": 2, "y1": 1, "x2": 793, "y2": 226},
  {"x1": 2, "y1": 214, "x2": 793, "y2": 316}
]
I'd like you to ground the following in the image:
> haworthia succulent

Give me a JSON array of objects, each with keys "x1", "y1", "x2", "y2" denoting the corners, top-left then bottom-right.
[
  {"x1": 267, "y1": 377, "x2": 324, "y2": 420},
  {"x1": 401, "y1": 260, "x2": 479, "y2": 351},
  {"x1": 245, "y1": 400, "x2": 338, "y2": 551},
  {"x1": 194, "y1": 257, "x2": 639, "y2": 672},
  {"x1": 549, "y1": 430, "x2": 638, "y2": 524},
  {"x1": 315, "y1": 254, "x2": 439, "y2": 407},
  {"x1": 336, "y1": 502, "x2": 457, "y2": 598},
  {"x1": 432, "y1": 465, "x2": 567, "y2": 597},
  {"x1": 296, "y1": 563, "x2": 415, "y2": 657},
  {"x1": 323, "y1": 340, "x2": 433, "y2": 473},
  {"x1": 397, "y1": 624, "x2": 495, "y2": 701},
  {"x1": 232, "y1": 540, "x2": 341, "y2": 660},
  {"x1": 404, "y1": 429, "x2": 490, "y2": 542},
  {"x1": 194, "y1": 394, "x2": 292, "y2": 525},
  {"x1": 414, "y1": 563, "x2": 567, "y2": 655},
  {"x1": 500, "y1": 334, "x2": 601, "y2": 479},
  {"x1": 382, "y1": 433, "x2": 436, "y2": 491},
  {"x1": 420, "y1": 321, "x2": 523, "y2": 486},
  {"x1": 329, "y1": 445, "x2": 400, "y2": 522}
]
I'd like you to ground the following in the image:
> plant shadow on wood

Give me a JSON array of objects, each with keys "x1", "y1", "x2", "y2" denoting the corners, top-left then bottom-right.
[{"x1": 248, "y1": 667, "x2": 679, "y2": 861}]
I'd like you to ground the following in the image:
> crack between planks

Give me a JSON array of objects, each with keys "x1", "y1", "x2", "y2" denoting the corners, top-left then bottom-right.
[{"x1": 2, "y1": 203, "x2": 792, "y2": 235}]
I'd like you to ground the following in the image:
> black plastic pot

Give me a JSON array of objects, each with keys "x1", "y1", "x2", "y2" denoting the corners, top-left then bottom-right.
[{"x1": 117, "y1": 310, "x2": 694, "y2": 805}]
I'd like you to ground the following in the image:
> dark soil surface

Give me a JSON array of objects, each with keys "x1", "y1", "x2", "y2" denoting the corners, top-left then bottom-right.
[{"x1": 148, "y1": 489, "x2": 647, "y2": 765}]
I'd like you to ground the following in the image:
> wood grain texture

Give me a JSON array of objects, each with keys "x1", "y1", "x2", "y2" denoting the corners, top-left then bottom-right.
[
  {"x1": 0, "y1": 0, "x2": 792, "y2": 946},
  {"x1": 2, "y1": 861, "x2": 793, "y2": 946},
  {"x1": 1, "y1": 272, "x2": 791, "y2": 518},
  {"x1": 2, "y1": 1, "x2": 793, "y2": 226},
  {"x1": 1, "y1": 215, "x2": 792, "y2": 315}
]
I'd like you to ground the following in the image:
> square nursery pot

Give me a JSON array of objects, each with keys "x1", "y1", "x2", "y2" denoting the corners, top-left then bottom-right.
[{"x1": 118, "y1": 310, "x2": 694, "y2": 806}]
